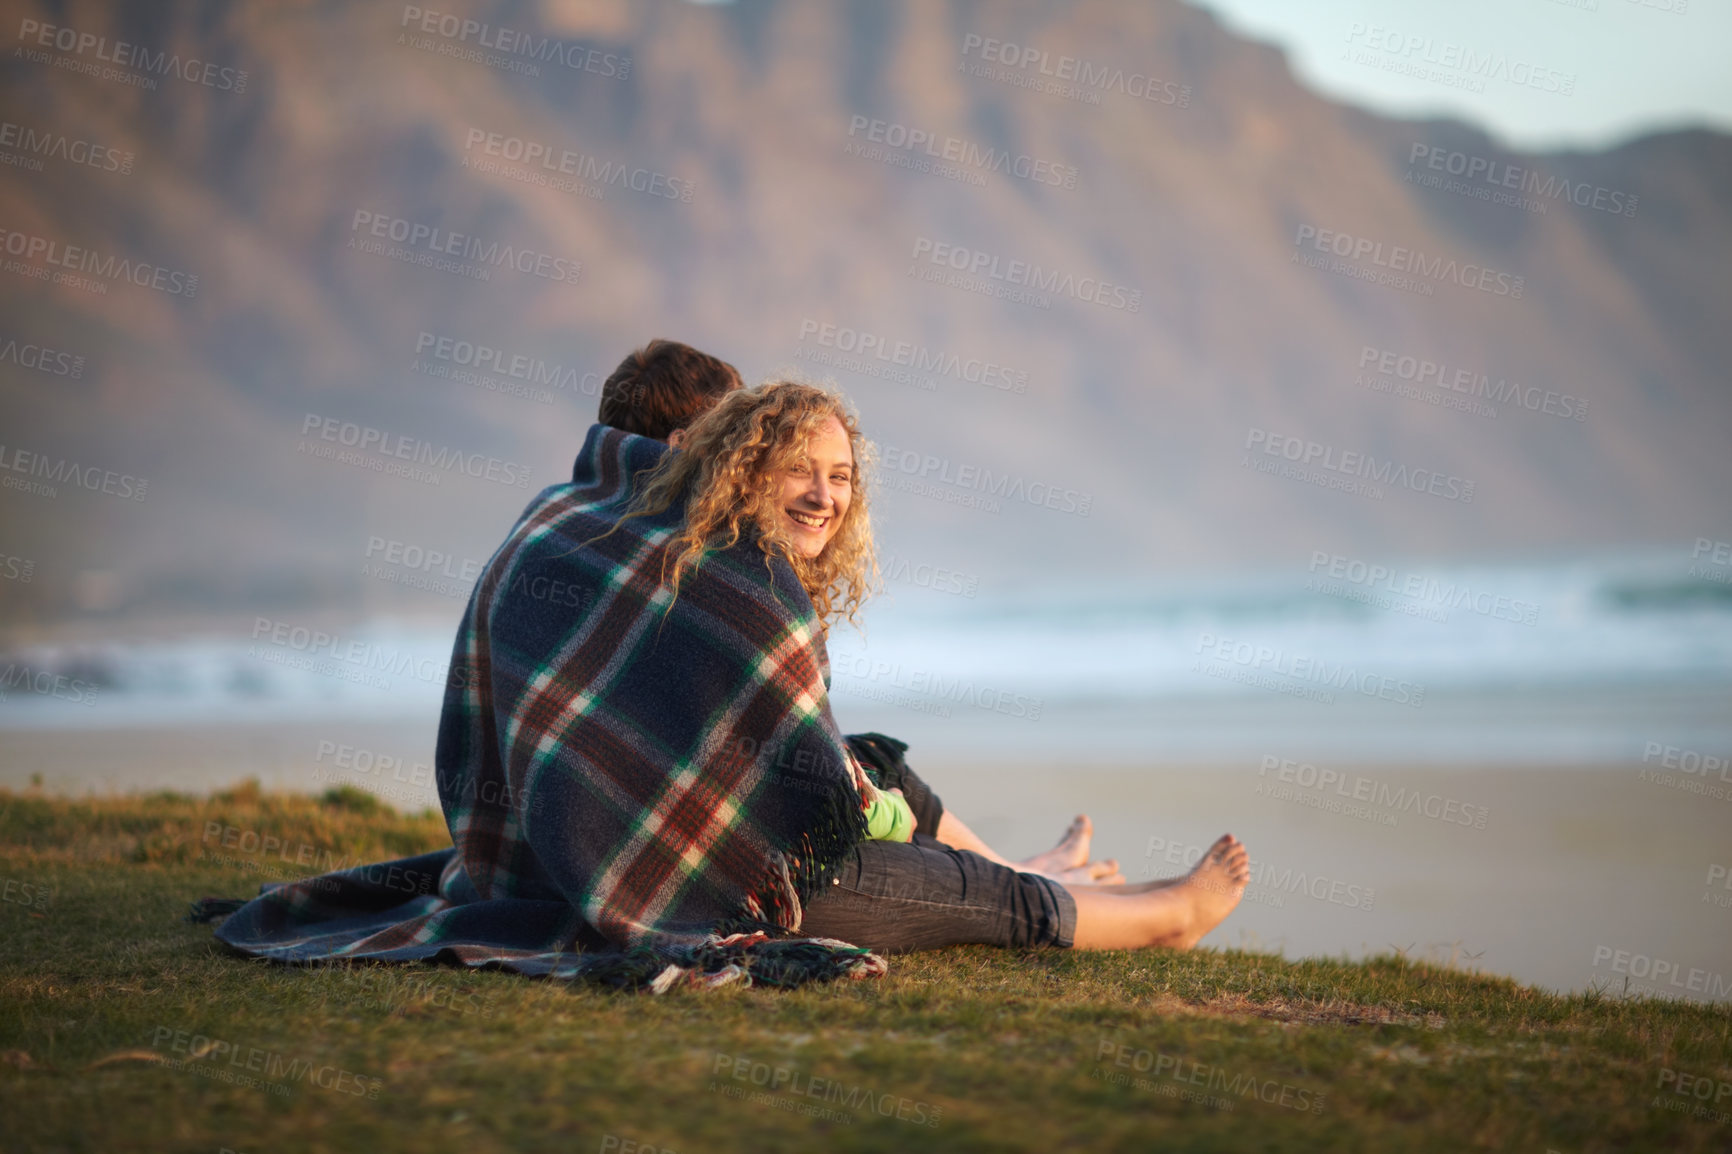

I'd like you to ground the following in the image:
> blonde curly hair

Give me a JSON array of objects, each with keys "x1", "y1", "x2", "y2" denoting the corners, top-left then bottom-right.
[{"x1": 623, "y1": 379, "x2": 878, "y2": 627}]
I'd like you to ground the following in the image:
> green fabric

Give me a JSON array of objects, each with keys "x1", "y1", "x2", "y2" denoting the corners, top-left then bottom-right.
[{"x1": 864, "y1": 787, "x2": 915, "y2": 842}]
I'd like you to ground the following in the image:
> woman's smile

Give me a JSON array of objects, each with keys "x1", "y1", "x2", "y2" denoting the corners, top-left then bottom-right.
[{"x1": 778, "y1": 416, "x2": 853, "y2": 557}]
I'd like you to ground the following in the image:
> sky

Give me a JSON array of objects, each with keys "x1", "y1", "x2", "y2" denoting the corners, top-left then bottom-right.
[{"x1": 1186, "y1": 0, "x2": 1732, "y2": 150}]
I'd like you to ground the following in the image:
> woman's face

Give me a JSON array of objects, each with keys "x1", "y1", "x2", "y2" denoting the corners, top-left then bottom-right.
[{"x1": 778, "y1": 416, "x2": 853, "y2": 558}]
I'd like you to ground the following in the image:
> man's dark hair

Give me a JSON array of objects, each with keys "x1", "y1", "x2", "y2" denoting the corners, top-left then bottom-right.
[{"x1": 598, "y1": 340, "x2": 742, "y2": 441}]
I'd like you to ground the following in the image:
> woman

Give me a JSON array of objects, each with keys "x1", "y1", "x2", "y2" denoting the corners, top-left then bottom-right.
[{"x1": 628, "y1": 380, "x2": 1251, "y2": 955}]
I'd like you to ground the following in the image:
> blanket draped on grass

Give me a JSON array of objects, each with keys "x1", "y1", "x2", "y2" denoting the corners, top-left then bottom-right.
[{"x1": 208, "y1": 424, "x2": 893, "y2": 991}]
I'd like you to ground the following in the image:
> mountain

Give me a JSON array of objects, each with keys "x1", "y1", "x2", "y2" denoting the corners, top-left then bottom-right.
[{"x1": 2, "y1": 0, "x2": 1728, "y2": 626}]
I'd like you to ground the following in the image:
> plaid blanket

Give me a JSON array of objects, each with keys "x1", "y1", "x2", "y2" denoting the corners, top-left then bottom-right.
[{"x1": 208, "y1": 424, "x2": 889, "y2": 991}]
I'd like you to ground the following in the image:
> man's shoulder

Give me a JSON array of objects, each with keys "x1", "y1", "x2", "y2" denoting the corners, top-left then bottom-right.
[{"x1": 573, "y1": 423, "x2": 668, "y2": 490}]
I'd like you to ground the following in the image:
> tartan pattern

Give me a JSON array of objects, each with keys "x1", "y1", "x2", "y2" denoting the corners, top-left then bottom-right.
[{"x1": 214, "y1": 425, "x2": 887, "y2": 990}]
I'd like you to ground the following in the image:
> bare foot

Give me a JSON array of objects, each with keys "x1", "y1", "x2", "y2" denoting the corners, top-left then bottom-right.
[
  {"x1": 1049, "y1": 859, "x2": 1126, "y2": 886},
  {"x1": 1018, "y1": 815, "x2": 1094, "y2": 874},
  {"x1": 1162, "y1": 834, "x2": 1249, "y2": 949}
]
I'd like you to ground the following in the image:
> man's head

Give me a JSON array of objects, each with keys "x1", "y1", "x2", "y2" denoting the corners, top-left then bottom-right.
[{"x1": 598, "y1": 340, "x2": 742, "y2": 444}]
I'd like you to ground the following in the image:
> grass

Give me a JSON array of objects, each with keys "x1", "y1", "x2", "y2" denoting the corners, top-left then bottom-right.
[{"x1": 1, "y1": 785, "x2": 1727, "y2": 1153}]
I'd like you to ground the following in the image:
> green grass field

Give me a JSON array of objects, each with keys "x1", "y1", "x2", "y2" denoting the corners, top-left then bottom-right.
[{"x1": 1, "y1": 784, "x2": 1727, "y2": 1153}]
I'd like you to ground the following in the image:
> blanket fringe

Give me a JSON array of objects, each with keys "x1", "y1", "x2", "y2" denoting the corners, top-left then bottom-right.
[{"x1": 649, "y1": 964, "x2": 687, "y2": 994}]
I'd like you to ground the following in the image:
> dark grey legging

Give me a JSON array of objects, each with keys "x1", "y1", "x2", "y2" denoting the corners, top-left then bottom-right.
[{"x1": 801, "y1": 833, "x2": 1076, "y2": 952}]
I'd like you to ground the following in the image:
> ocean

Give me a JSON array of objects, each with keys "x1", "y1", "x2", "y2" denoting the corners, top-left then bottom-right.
[{"x1": 4, "y1": 551, "x2": 1726, "y2": 768}]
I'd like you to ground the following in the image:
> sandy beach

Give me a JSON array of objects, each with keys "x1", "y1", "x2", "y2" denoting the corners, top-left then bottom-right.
[{"x1": 928, "y1": 759, "x2": 1731, "y2": 1003}]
